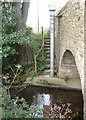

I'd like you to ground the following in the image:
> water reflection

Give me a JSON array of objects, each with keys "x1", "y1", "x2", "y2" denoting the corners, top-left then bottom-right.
[
  {"x1": 10, "y1": 86, "x2": 83, "y2": 119},
  {"x1": 33, "y1": 94, "x2": 52, "y2": 106},
  {"x1": 30, "y1": 94, "x2": 52, "y2": 117}
]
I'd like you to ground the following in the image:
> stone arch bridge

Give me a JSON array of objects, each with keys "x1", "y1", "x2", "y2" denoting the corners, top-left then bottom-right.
[{"x1": 54, "y1": 0, "x2": 85, "y2": 118}]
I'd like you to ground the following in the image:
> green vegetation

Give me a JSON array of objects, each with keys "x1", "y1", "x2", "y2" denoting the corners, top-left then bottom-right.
[
  {"x1": 1, "y1": 2, "x2": 46, "y2": 119},
  {"x1": 0, "y1": 83, "x2": 44, "y2": 119},
  {"x1": 1, "y1": 65, "x2": 44, "y2": 118},
  {"x1": 62, "y1": 76, "x2": 70, "y2": 82},
  {"x1": 42, "y1": 80, "x2": 57, "y2": 86},
  {"x1": 2, "y1": 2, "x2": 46, "y2": 85},
  {"x1": 37, "y1": 56, "x2": 46, "y2": 72},
  {"x1": 44, "y1": 28, "x2": 50, "y2": 38}
]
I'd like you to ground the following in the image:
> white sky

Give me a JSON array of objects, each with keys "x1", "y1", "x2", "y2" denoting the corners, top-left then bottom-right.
[{"x1": 26, "y1": 0, "x2": 69, "y2": 32}]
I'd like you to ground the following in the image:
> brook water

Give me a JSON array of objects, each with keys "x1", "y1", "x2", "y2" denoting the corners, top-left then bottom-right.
[{"x1": 10, "y1": 85, "x2": 83, "y2": 119}]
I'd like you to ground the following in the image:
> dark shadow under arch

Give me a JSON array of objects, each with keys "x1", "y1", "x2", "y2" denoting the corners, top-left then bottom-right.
[{"x1": 59, "y1": 50, "x2": 80, "y2": 78}]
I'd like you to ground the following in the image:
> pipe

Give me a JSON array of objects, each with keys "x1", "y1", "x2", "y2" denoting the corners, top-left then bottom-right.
[{"x1": 49, "y1": 10, "x2": 55, "y2": 77}]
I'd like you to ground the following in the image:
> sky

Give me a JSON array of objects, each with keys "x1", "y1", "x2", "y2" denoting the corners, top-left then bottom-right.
[{"x1": 26, "y1": 0, "x2": 69, "y2": 32}]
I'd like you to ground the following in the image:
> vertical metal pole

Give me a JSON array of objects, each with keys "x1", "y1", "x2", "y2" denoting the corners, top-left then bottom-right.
[{"x1": 50, "y1": 10, "x2": 55, "y2": 77}]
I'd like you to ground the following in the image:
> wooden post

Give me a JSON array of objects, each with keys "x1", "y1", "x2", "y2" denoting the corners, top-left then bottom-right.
[
  {"x1": 41, "y1": 26, "x2": 44, "y2": 44},
  {"x1": 34, "y1": 56, "x2": 37, "y2": 74},
  {"x1": 41, "y1": 26, "x2": 44, "y2": 57}
]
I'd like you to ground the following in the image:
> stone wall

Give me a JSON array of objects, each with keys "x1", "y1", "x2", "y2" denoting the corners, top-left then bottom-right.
[
  {"x1": 55, "y1": 0, "x2": 85, "y2": 118},
  {"x1": 84, "y1": 1, "x2": 86, "y2": 119},
  {"x1": 55, "y1": 0, "x2": 84, "y2": 88}
]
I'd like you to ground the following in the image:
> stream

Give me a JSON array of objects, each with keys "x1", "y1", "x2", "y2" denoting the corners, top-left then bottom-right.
[{"x1": 10, "y1": 85, "x2": 83, "y2": 119}]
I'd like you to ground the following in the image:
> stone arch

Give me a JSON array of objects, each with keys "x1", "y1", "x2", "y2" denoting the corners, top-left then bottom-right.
[{"x1": 59, "y1": 49, "x2": 80, "y2": 79}]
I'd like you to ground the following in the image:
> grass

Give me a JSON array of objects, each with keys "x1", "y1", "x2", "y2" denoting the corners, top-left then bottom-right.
[
  {"x1": 62, "y1": 76, "x2": 70, "y2": 82},
  {"x1": 42, "y1": 80, "x2": 58, "y2": 86}
]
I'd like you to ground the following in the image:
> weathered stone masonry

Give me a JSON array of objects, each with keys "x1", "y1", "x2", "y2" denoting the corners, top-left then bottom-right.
[
  {"x1": 84, "y1": 0, "x2": 86, "y2": 119},
  {"x1": 54, "y1": 0, "x2": 85, "y2": 118}
]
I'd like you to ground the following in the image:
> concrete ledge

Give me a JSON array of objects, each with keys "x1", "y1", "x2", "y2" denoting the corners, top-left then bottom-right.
[{"x1": 26, "y1": 83, "x2": 82, "y2": 92}]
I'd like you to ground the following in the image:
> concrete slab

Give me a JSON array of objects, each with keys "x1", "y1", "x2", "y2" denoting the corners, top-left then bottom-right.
[{"x1": 25, "y1": 75, "x2": 81, "y2": 90}]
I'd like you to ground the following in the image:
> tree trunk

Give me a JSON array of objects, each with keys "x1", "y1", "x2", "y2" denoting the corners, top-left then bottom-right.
[
  {"x1": 13, "y1": 1, "x2": 23, "y2": 30},
  {"x1": 13, "y1": 0, "x2": 32, "y2": 64},
  {"x1": 13, "y1": 0, "x2": 30, "y2": 30},
  {"x1": 12, "y1": 44, "x2": 32, "y2": 63},
  {"x1": 22, "y1": 1, "x2": 30, "y2": 28}
]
